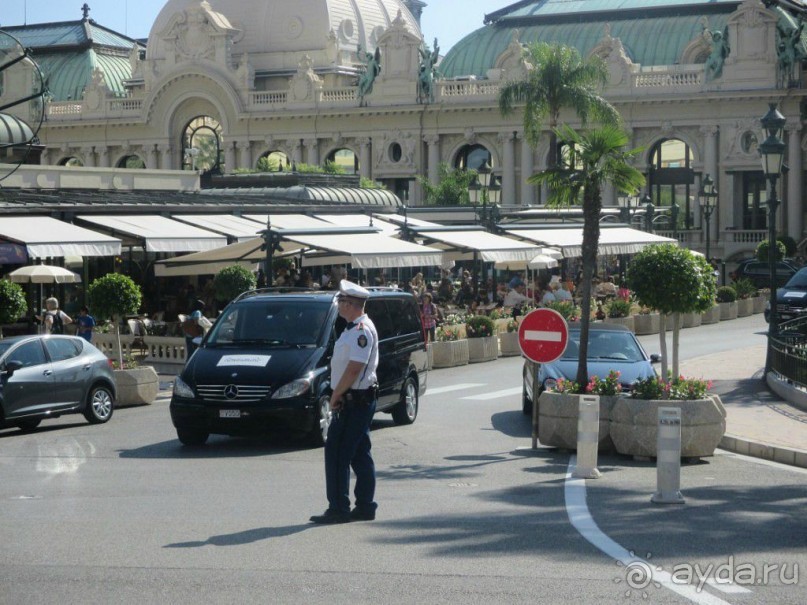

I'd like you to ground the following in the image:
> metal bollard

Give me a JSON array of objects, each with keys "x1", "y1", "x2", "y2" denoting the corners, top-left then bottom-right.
[
  {"x1": 572, "y1": 395, "x2": 601, "y2": 479},
  {"x1": 651, "y1": 406, "x2": 686, "y2": 504}
]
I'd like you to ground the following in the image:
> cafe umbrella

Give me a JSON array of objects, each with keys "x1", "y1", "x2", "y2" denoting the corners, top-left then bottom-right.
[{"x1": 7, "y1": 265, "x2": 82, "y2": 328}]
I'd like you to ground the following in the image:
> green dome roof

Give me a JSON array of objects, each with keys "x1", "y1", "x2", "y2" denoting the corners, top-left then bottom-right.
[{"x1": 440, "y1": 0, "x2": 743, "y2": 78}]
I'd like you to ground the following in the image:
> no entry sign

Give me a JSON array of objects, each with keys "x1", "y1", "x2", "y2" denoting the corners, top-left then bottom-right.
[{"x1": 518, "y1": 308, "x2": 569, "y2": 364}]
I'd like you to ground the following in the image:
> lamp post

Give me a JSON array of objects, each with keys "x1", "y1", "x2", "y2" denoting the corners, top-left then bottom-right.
[
  {"x1": 699, "y1": 174, "x2": 718, "y2": 262},
  {"x1": 620, "y1": 194, "x2": 639, "y2": 225},
  {"x1": 642, "y1": 192, "x2": 655, "y2": 233},
  {"x1": 759, "y1": 103, "x2": 786, "y2": 375},
  {"x1": 469, "y1": 161, "x2": 501, "y2": 298},
  {"x1": 670, "y1": 200, "x2": 680, "y2": 239}
]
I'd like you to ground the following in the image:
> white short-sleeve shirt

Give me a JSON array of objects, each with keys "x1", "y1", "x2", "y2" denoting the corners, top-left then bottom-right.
[{"x1": 331, "y1": 314, "x2": 379, "y2": 389}]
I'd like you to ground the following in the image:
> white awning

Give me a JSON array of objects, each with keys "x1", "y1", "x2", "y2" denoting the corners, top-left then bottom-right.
[
  {"x1": 0, "y1": 216, "x2": 121, "y2": 258},
  {"x1": 78, "y1": 215, "x2": 227, "y2": 253},
  {"x1": 315, "y1": 214, "x2": 400, "y2": 236},
  {"x1": 416, "y1": 229, "x2": 543, "y2": 264},
  {"x1": 504, "y1": 226, "x2": 677, "y2": 258},
  {"x1": 243, "y1": 214, "x2": 332, "y2": 229},
  {"x1": 171, "y1": 214, "x2": 264, "y2": 242},
  {"x1": 377, "y1": 214, "x2": 441, "y2": 228}
]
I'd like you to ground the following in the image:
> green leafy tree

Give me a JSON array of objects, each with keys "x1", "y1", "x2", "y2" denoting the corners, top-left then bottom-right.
[
  {"x1": 359, "y1": 177, "x2": 385, "y2": 189},
  {"x1": 214, "y1": 265, "x2": 257, "y2": 304},
  {"x1": 755, "y1": 239, "x2": 787, "y2": 263},
  {"x1": 88, "y1": 273, "x2": 142, "y2": 364},
  {"x1": 498, "y1": 42, "x2": 621, "y2": 167},
  {"x1": 531, "y1": 125, "x2": 644, "y2": 387},
  {"x1": 778, "y1": 235, "x2": 797, "y2": 257},
  {"x1": 0, "y1": 280, "x2": 28, "y2": 338},
  {"x1": 627, "y1": 244, "x2": 717, "y2": 379},
  {"x1": 418, "y1": 163, "x2": 477, "y2": 206}
]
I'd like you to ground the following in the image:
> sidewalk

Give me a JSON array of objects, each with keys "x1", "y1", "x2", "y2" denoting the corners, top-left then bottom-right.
[{"x1": 680, "y1": 344, "x2": 807, "y2": 467}]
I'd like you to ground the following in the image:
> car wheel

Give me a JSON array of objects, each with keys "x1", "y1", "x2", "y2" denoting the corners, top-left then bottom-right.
[
  {"x1": 84, "y1": 385, "x2": 114, "y2": 424},
  {"x1": 522, "y1": 382, "x2": 532, "y2": 415},
  {"x1": 392, "y1": 377, "x2": 418, "y2": 425},
  {"x1": 16, "y1": 418, "x2": 41, "y2": 432},
  {"x1": 310, "y1": 393, "x2": 332, "y2": 446},
  {"x1": 177, "y1": 428, "x2": 208, "y2": 446}
]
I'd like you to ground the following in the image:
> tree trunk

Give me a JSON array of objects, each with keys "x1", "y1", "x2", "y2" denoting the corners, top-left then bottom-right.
[
  {"x1": 575, "y1": 185, "x2": 602, "y2": 387},
  {"x1": 658, "y1": 312, "x2": 668, "y2": 381},
  {"x1": 672, "y1": 312, "x2": 681, "y2": 379},
  {"x1": 115, "y1": 314, "x2": 124, "y2": 368}
]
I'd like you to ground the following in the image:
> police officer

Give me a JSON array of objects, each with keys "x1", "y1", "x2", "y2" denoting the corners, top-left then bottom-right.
[{"x1": 310, "y1": 280, "x2": 379, "y2": 524}]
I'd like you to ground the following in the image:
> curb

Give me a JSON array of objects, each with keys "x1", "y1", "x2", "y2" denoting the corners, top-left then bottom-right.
[{"x1": 719, "y1": 433, "x2": 807, "y2": 469}]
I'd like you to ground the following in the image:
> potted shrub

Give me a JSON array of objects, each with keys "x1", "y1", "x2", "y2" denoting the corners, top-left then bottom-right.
[
  {"x1": 88, "y1": 273, "x2": 157, "y2": 406},
  {"x1": 605, "y1": 297, "x2": 634, "y2": 331},
  {"x1": 716, "y1": 285, "x2": 738, "y2": 320},
  {"x1": 499, "y1": 318, "x2": 522, "y2": 356},
  {"x1": 430, "y1": 325, "x2": 469, "y2": 368},
  {"x1": 544, "y1": 300, "x2": 580, "y2": 323},
  {"x1": 732, "y1": 278, "x2": 756, "y2": 317},
  {"x1": 632, "y1": 307, "x2": 660, "y2": 335},
  {"x1": 0, "y1": 279, "x2": 27, "y2": 338},
  {"x1": 465, "y1": 314, "x2": 498, "y2": 363},
  {"x1": 214, "y1": 265, "x2": 257, "y2": 305},
  {"x1": 610, "y1": 375, "x2": 726, "y2": 458},
  {"x1": 754, "y1": 288, "x2": 770, "y2": 314}
]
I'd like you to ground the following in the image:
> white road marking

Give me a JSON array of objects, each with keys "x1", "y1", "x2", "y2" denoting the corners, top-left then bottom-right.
[
  {"x1": 423, "y1": 383, "x2": 485, "y2": 396},
  {"x1": 705, "y1": 579, "x2": 751, "y2": 594},
  {"x1": 462, "y1": 387, "x2": 522, "y2": 400},
  {"x1": 524, "y1": 329, "x2": 562, "y2": 342},
  {"x1": 564, "y1": 455, "x2": 735, "y2": 605}
]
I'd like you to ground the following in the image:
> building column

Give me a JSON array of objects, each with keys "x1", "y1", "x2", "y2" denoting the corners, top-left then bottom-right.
[
  {"x1": 145, "y1": 144, "x2": 158, "y2": 170},
  {"x1": 224, "y1": 141, "x2": 236, "y2": 173},
  {"x1": 358, "y1": 137, "x2": 372, "y2": 179},
  {"x1": 787, "y1": 123, "x2": 803, "y2": 240},
  {"x1": 81, "y1": 146, "x2": 96, "y2": 168},
  {"x1": 519, "y1": 134, "x2": 535, "y2": 206},
  {"x1": 96, "y1": 146, "x2": 109, "y2": 168},
  {"x1": 499, "y1": 132, "x2": 516, "y2": 205},
  {"x1": 701, "y1": 125, "x2": 719, "y2": 243},
  {"x1": 424, "y1": 135, "x2": 440, "y2": 185},
  {"x1": 159, "y1": 144, "x2": 173, "y2": 170},
  {"x1": 238, "y1": 141, "x2": 253, "y2": 170},
  {"x1": 291, "y1": 140, "x2": 303, "y2": 165},
  {"x1": 304, "y1": 138, "x2": 319, "y2": 166}
]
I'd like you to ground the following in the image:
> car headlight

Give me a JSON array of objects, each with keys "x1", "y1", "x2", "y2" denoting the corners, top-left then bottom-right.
[
  {"x1": 173, "y1": 376, "x2": 195, "y2": 398},
  {"x1": 271, "y1": 379, "x2": 311, "y2": 399}
]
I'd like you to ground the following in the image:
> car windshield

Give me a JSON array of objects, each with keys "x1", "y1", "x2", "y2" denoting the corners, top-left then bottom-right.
[
  {"x1": 561, "y1": 330, "x2": 645, "y2": 362},
  {"x1": 0, "y1": 341, "x2": 13, "y2": 359},
  {"x1": 206, "y1": 300, "x2": 332, "y2": 347},
  {"x1": 785, "y1": 269, "x2": 807, "y2": 288}
]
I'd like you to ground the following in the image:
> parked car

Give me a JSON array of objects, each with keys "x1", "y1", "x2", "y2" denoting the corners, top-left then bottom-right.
[
  {"x1": 170, "y1": 287, "x2": 428, "y2": 446},
  {"x1": 766, "y1": 267, "x2": 807, "y2": 323},
  {"x1": 0, "y1": 335, "x2": 116, "y2": 431},
  {"x1": 521, "y1": 323, "x2": 659, "y2": 414},
  {"x1": 730, "y1": 258, "x2": 800, "y2": 289}
]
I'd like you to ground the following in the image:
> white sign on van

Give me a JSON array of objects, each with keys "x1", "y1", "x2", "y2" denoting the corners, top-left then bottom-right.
[{"x1": 216, "y1": 355, "x2": 271, "y2": 367}]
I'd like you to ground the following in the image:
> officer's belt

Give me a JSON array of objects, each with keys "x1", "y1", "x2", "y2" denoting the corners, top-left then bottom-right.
[{"x1": 344, "y1": 386, "x2": 378, "y2": 406}]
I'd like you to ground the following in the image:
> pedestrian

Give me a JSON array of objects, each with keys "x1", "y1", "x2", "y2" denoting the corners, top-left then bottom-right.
[
  {"x1": 182, "y1": 308, "x2": 212, "y2": 359},
  {"x1": 310, "y1": 280, "x2": 379, "y2": 524},
  {"x1": 75, "y1": 305, "x2": 96, "y2": 342},
  {"x1": 40, "y1": 297, "x2": 72, "y2": 334},
  {"x1": 420, "y1": 292, "x2": 439, "y2": 343}
]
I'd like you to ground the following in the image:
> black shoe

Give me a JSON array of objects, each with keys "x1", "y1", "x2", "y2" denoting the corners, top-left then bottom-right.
[
  {"x1": 309, "y1": 510, "x2": 350, "y2": 524},
  {"x1": 349, "y1": 508, "x2": 376, "y2": 521}
]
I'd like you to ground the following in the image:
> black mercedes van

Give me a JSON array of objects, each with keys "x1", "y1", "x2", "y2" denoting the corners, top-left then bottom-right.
[{"x1": 169, "y1": 287, "x2": 428, "y2": 446}]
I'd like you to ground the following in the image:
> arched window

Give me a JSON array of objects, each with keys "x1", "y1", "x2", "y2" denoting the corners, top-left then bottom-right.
[
  {"x1": 116, "y1": 155, "x2": 146, "y2": 169},
  {"x1": 182, "y1": 116, "x2": 223, "y2": 172},
  {"x1": 648, "y1": 139, "x2": 695, "y2": 229},
  {"x1": 257, "y1": 150, "x2": 289, "y2": 172},
  {"x1": 325, "y1": 148, "x2": 357, "y2": 174},
  {"x1": 454, "y1": 144, "x2": 492, "y2": 172}
]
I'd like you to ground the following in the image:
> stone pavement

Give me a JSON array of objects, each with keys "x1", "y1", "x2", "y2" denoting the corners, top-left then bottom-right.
[
  {"x1": 156, "y1": 341, "x2": 807, "y2": 468},
  {"x1": 680, "y1": 343, "x2": 807, "y2": 467}
]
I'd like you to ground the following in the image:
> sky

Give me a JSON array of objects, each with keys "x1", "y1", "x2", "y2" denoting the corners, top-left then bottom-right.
[{"x1": 3, "y1": 0, "x2": 515, "y2": 52}]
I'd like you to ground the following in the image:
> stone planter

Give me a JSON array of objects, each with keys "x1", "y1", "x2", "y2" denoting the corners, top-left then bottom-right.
[
  {"x1": 431, "y1": 339, "x2": 469, "y2": 368},
  {"x1": 736, "y1": 297, "x2": 753, "y2": 317},
  {"x1": 494, "y1": 318, "x2": 511, "y2": 334},
  {"x1": 681, "y1": 311, "x2": 702, "y2": 329},
  {"x1": 701, "y1": 305, "x2": 721, "y2": 325},
  {"x1": 609, "y1": 395, "x2": 727, "y2": 458},
  {"x1": 537, "y1": 392, "x2": 618, "y2": 452},
  {"x1": 718, "y1": 301, "x2": 738, "y2": 321},
  {"x1": 467, "y1": 335, "x2": 499, "y2": 363},
  {"x1": 752, "y1": 296, "x2": 766, "y2": 314},
  {"x1": 633, "y1": 313, "x2": 660, "y2": 335},
  {"x1": 114, "y1": 366, "x2": 159, "y2": 407},
  {"x1": 499, "y1": 331, "x2": 521, "y2": 357},
  {"x1": 604, "y1": 316, "x2": 634, "y2": 331}
]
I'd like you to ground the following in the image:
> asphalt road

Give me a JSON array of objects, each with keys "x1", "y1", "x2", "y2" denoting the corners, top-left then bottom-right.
[{"x1": 1, "y1": 315, "x2": 804, "y2": 604}]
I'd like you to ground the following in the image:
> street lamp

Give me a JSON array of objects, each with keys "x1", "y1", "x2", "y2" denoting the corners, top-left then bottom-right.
[
  {"x1": 619, "y1": 194, "x2": 639, "y2": 225},
  {"x1": 699, "y1": 174, "x2": 718, "y2": 262},
  {"x1": 469, "y1": 160, "x2": 501, "y2": 228},
  {"x1": 642, "y1": 192, "x2": 655, "y2": 233},
  {"x1": 759, "y1": 102, "x2": 786, "y2": 375}
]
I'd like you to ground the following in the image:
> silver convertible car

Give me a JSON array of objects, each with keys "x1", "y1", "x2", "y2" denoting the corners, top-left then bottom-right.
[
  {"x1": 0, "y1": 335, "x2": 117, "y2": 432},
  {"x1": 522, "y1": 323, "x2": 659, "y2": 414}
]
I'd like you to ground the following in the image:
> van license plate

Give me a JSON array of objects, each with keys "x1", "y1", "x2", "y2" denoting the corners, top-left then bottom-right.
[{"x1": 219, "y1": 409, "x2": 241, "y2": 418}]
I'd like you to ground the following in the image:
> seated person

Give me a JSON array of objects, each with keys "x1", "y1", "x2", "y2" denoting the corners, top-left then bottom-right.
[
  {"x1": 596, "y1": 275, "x2": 618, "y2": 298},
  {"x1": 554, "y1": 282, "x2": 573, "y2": 302},
  {"x1": 540, "y1": 284, "x2": 556, "y2": 305},
  {"x1": 503, "y1": 284, "x2": 532, "y2": 308}
]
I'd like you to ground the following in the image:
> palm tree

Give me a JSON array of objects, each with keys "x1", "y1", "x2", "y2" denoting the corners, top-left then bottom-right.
[
  {"x1": 498, "y1": 42, "x2": 621, "y2": 167},
  {"x1": 530, "y1": 125, "x2": 645, "y2": 387}
]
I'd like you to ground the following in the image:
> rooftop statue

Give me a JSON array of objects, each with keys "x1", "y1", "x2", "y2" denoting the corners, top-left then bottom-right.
[
  {"x1": 704, "y1": 25, "x2": 729, "y2": 81},
  {"x1": 357, "y1": 45, "x2": 381, "y2": 107},
  {"x1": 776, "y1": 19, "x2": 805, "y2": 86},
  {"x1": 418, "y1": 38, "x2": 440, "y2": 104}
]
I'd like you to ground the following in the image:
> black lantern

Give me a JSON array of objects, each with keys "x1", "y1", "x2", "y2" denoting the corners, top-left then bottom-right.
[
  {"x1": 642, "y1": 192, "x2": 655, "y2": 233},
  {"x1": 699, "y1": 174, "x2": 718, "y2": 262}
]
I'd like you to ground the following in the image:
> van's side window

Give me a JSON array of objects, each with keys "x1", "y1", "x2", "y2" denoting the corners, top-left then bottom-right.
[
  {"x1": 366, "y1": 300, "x2": 394, "y2": 339},
  {"x1": 399, "y1": 298, "x2": 422, "y2": 335}
]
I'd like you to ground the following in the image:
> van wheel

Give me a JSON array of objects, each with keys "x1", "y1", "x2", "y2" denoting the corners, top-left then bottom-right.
[
  {"x1": 177, "y1": 428, "x2": 208, "y2": 446},
  {"x1": 17, "y1": 418, "x2": 41, "y2": 432},
  {"x1": 310, "y1": 394, "x2": 332, "y2": 446},
  {"x1": 84, "y1": 385, "x2": 114, "y2": 424},
  {"x1": 392, "y1": 377, "x2": 418, "y2": 425}
]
